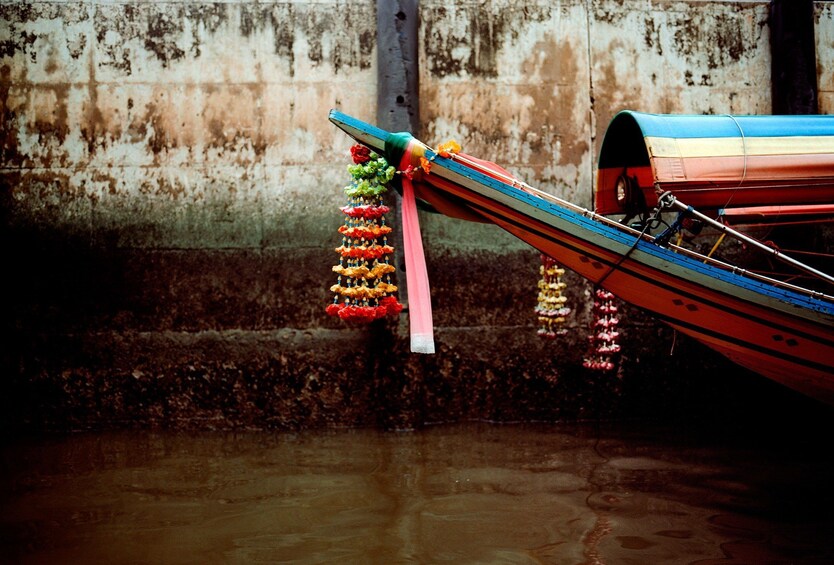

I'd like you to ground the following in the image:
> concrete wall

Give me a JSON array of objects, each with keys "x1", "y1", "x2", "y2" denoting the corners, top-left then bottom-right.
[
  {"x1": 2, "y1": 1, "x2": 831, "y2": 432},
  {"x1": 817, "y1": 2, "x2": 834, "y2": 112}
]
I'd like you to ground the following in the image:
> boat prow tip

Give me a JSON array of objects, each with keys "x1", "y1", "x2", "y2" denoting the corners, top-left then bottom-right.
[
  {"x1": 327, "y1": 112, "x2": 392, "y2": 154},
  {"x1": 328, "y1": 108, "x2": 347, "y2": 126}
]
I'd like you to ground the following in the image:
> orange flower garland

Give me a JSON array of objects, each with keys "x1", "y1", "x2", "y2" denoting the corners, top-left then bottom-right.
[
  {"x1": 417, "y1": 139, "x2": 461, "y2": 176},
  {"x1": 326, "y1": 143, "x2": 403, "y2": 323},
  {"x1": 436, "y1": 139, "x2": 462, "y2": 157}
]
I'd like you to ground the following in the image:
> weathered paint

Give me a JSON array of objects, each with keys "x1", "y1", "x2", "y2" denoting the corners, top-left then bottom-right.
[{"x1": 3, "y1": 0, "x2": 834, "y2": 431}]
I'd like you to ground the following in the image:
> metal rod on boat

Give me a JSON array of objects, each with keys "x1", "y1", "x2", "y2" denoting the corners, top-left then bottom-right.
[{"x1": 657, "y1": 191, "x2": 834, "y2": 288}]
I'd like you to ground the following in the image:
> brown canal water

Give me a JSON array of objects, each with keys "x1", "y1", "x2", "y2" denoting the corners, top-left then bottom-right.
[{"x1": 2, "y1": 418, "x2": 834, "y2": 564}]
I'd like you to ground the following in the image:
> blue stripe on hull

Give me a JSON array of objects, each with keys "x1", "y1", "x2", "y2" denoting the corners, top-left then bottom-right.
[{"x1": 434, "y1": 151, "x2": 834, "y2": 319}]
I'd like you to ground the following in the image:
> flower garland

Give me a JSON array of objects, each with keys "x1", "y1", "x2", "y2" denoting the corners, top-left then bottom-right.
[
  {"x1": 582, "y1": 287, "x2": 621, "y2": 371},
  {"x1": 535, "y1": 254, "x2": 571, "y2": 338},
  {"x1": 415, "y1": 139, "x2": 462, "y2": 176},
  {"x1": 326, "y1": 144, "x2": 403, "y2": 323}
]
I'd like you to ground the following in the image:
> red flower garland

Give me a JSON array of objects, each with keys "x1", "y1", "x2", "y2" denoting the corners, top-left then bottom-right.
[
  {"x1": 327, "y1": 296, "x2": 403, "y2": 322},
  {"x1": 340, "y1": 205, "x2": 390, "y2": 219},
  {"x1": 582, "y1": 287, "x2": 621, "y2": 371},
  {"x1": 327, "y1": 144, "x2": 403, "y2": 323}
]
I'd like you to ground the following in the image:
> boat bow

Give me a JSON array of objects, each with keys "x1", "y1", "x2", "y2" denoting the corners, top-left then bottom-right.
[{"x1": 328, "y1": 109, "x2": 834, "y2": 405}]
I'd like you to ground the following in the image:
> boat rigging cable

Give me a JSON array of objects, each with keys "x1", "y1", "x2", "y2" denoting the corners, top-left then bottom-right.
[
  {"x1": 658, "y1": 191, "x2": 834, "y2": 289},
  {"x1": 721, "y1": 113, "x2": 749, "y2": 211}
]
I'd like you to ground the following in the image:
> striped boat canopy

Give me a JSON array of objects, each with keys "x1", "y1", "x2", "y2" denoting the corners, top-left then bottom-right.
[{"x1": 595, "y1": 111, "x2": 834, "y2": 218}]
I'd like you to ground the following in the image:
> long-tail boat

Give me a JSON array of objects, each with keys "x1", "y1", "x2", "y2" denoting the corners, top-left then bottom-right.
[{"x1": 329, "y1": 109, "x2": 834, "y2": 405}]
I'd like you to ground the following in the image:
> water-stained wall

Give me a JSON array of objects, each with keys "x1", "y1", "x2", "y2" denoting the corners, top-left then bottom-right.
[
  {"x1": 817, "y1": 3, "x2": 834, "y2": 112},
  {"x1": 2, "y1": 1, "x2": 832, "y2": 431}
]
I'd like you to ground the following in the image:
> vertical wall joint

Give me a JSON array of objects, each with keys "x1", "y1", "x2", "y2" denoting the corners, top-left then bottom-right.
[
  {"x1": 770, "y1": 0, "x2": 818, "y2": 114},
  {"x1": 377, "y1": 0, "x2": 420, "y2": 133}
]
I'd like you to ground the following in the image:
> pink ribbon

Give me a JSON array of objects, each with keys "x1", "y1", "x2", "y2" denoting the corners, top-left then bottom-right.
[{"x1": 399, "y1": 141, "x2": 435, "y2": 354}]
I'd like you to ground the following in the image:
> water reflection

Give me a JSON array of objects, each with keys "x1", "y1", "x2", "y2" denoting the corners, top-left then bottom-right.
[{"x1": 2, "y1": 421, "x2": 833, "y2": 564}]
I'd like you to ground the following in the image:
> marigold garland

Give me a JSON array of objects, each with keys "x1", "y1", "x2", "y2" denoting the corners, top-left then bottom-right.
[
  {"x1": 338, "y1": 224, "x2": 393, "y2": 239},
  {"x1": 334, "y1": 244, "x2": 396, "y2": 260},
  {"x1": 535, "y1": 254, "x2": 572, "y2": 338},
  {"x1": 582, "y1": 287, "x2": 621, "y2": 371},
  {"x1": 418, "y1": 139, "x2": 461, "y2": 176},
  {"x1": 327, "y1": 143, "x2": 403, "y2": 322},
  {"x1": 436, "y1": 140, "x2": 462, "y2": 157}
]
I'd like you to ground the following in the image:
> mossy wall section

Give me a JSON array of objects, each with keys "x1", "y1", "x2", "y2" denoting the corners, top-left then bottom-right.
[{"x1": 3, "y1": 1, "x2": 832, "y2": 432}]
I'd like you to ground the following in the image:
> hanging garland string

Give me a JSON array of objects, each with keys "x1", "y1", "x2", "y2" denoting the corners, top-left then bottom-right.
[
  {"x1": 535, "y1": 254, "x2": 571, "y2": 338},
  {"x1": 326, "y1": 144, "x2": 403, "y2": 323},
  {"x1": 582, "y1": 287, "x2": 621, "y2": 371}
]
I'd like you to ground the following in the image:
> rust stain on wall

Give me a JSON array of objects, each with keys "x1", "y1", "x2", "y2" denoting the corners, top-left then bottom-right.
[
  {"x1": 32, "y1": 84, "x2": 70, "y2": 143},
  {"x1": 643, "y1": 17, "x2": 663, "y2": 56},
  {"x1": 94, "y1": 5, "x2": 138, "y2": 75},
  {"x1": 2, "y1": 3, "x2": 380, "y2": 174},
  {"x1": 203, "y1": 83, "x2": 266, "y2": 160},
  {"x1": 520, "y1": 37, "x2": 589, "y2": 169},
  {"x1": 83, "y1": 48, "x2": 104, "y2": 156}
]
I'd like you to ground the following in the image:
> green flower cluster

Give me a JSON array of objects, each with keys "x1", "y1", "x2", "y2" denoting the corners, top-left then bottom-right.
[{"x1": 344, "y1": 152, "x2": 396, "y2": 198}]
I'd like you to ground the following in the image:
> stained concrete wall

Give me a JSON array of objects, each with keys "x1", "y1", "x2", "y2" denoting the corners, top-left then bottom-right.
[{"x1": 2, "y1": 1, "x2": 832, "y2": 432}]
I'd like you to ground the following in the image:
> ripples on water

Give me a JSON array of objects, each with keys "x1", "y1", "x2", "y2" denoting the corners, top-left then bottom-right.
[{"x1": 2, "y1": 413, "x2": 834, "y2": 564}]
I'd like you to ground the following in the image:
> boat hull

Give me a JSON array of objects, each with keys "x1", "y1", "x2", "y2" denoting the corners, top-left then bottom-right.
[{"x1": 329, "y1": 110, "x2": 834, "y2": 405}]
